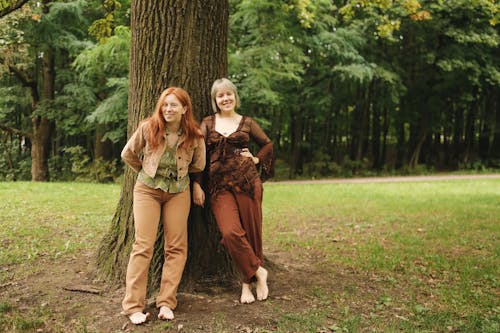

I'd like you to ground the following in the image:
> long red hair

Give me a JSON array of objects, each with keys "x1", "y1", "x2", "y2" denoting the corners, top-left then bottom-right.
[{"x1": 146, "y1": 87, "x2": 202, "y2": 149}]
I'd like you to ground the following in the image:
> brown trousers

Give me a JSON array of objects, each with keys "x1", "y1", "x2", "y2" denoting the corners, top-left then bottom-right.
[
  {"x1": 211, "y1": 179, "x2": 264, "y2": 283},
  {"x1": 122, "y1": 181, "x2": 190, "y2": 314}
]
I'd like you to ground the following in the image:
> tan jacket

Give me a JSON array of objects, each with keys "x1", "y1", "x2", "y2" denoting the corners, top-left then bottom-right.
[{"x1": 121, "y1": 121, "x2": 206, "y2": 182}]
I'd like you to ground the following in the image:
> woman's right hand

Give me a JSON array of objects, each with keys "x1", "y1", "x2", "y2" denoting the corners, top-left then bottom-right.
[{"x1": 192, "y1": 182, "x2": 205, "y2": 207}]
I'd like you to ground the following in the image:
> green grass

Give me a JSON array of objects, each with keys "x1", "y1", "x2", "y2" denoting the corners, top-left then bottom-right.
[
  {"x1": 0, "y1": 182, "x2": 119, "y2": 270},
  {"x1": 264, "y1": 179, "x2": 500, "y2": 332},
  {"x1": 0, "y1": 179, "x2": 498, "y2": 332}
]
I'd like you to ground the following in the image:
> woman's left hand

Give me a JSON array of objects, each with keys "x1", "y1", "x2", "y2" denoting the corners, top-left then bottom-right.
[
  {"x1": 240, "y1": 148, "x2": 259, "y2": 164},
  {"x1": 192, "y1": 182, "x2": 205, "y2": 207}
]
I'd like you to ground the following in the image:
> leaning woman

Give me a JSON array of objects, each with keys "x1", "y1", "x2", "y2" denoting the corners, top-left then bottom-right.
[
  {"x1": 192, "y1": 78, "x2": 274, "y2": 303},
  {"x1": 121, "y1": 87, "x2": 205, "y2": 324}
]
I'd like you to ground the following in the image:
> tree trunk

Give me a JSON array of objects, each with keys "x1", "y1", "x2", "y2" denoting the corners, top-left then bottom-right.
[
  {"x1": 371, "y1": 89, "x2": 381, "y2": 169},
  {"x1": 489, "y1": 89, "x2": 500, "y2": 158},
  {"x1": 478, "y1": 92, "x2": 491, "y2": 159},
  {"x1": 289, "y1": 107, "x2": 303, "y2": 178},
  {"x1": 94, "y1": 124, "x2": 114, "y2": 161},
  {"x1": 409, "y1": 104, "x2": 429, "y2": 169},
  {"x1": 351, "y1": 84, "x2": 371, "y2": 163},
  {"x1": 381, "y1": 107, "x2": 389, "y2": 169},
  {"x1": 395, "y1": 119, "x2": 405, "y2": 169},
  {"x1": 96, "y1": 0, "x2": 235, "y2": 292},
  {"x1": 31, "y1": 47, "x2": 54, "y2": 181},
  {"x1": 408, "y1": 133, "x2": 426, "y2": 168},
  {"x1": 31, "y1": 117, "x2": 51, "y2": 181},
  {"x1": 452, "y1": 104, "x2": 464, "y2": 164},
  {"x1": 463, "y1": 100, "x2": 477, "y2": 164}
]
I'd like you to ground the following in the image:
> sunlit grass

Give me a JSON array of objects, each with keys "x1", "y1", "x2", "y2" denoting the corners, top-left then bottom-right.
[
  {"x1": 0, "y1": 182, "x2": 119, "y2": 268},
  {"x1": 0, "y1": 179, "x2": 498, "y2": 332},
  {"x1": 264, "y1": 179, "x2": 500, "y2": 332}
]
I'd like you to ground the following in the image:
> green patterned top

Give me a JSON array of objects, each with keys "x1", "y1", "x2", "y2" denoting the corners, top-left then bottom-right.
[{"x1": 138, "y1": 142, "x2": 189, "y2": 193}]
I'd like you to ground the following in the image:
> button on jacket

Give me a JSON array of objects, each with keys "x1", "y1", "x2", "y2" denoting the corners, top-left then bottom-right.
[{"x1": 121, "y1": 121, "x2": 206, "y2": 181}]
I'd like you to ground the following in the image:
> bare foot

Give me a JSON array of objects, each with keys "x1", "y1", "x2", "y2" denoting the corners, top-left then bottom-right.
[
  {"x1": 255, "y1": 266, "x2": 269, "y2": 301},
  {"x1": 158, "y1": 306, "x2": 174, "y2": 320},
  {"x1": 240, "y1": 282, "x2": 255, "y2": 303},
  {"x1": 128, "y1": 312, "x2": 150, "y2": 325}
]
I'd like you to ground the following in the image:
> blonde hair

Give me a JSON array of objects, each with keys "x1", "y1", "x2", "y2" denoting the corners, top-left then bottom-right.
[{"x1": 210, "y1": 78, "x2": 241, "y2": 113}]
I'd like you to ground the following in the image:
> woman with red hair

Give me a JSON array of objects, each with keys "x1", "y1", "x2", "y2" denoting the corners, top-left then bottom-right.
[{"x1": 121, "y1": 87, "x2": 205, "y2": 324}]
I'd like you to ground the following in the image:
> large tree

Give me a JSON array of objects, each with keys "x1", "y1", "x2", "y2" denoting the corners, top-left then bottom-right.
[
  {"x1": 0, "y1": 0, "x2": 92, "y2": 181},
  {"x1": 96, "y1": 0, "x2": 237, "y2": 292}
]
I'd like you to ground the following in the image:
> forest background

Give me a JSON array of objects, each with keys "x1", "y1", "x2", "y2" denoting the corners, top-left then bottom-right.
[{"x1": 0, "y1": 0, "x2": 499, "y2": 182}]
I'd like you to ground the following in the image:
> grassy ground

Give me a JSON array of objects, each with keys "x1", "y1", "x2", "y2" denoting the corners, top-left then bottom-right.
[
  {"x1": 264, "y1": 179, "x2": 499, "y2": 332},
  {"x1": 0, "y1": 178, "x2": 499, "y2": 332}
]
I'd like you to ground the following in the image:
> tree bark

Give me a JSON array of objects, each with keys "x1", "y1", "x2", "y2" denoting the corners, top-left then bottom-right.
[
  {"x1": 94, "y1": 124, "x2": 114, "y2": 161},
  {"x1": 96, "y1": 0, "x2": 235, "y2": 292},
  {"x1": 31, "y1": 47, "x2": 54, "y2": 181},
  {"x1": 452, "y1": 104, "x2": 464, "y2": 164},
  {"x1": 289, "y1": 107, "x2": 303, "y2": 178},
  {"x1": 463, "y1": 99, "x2": 477, "y2": 164},
  {"x1": 371, "y1": 83, "x2": 381, "y2": 169},
  {"x1": 491, "y1": 89, "x2": 500, "y2": 158},
  {"x1": 381, "y1": 107, "x2": 389, "y2": 168}
]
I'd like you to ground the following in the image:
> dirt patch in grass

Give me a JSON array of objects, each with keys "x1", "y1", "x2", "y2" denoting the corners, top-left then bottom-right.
[{"x1": 1, "y1": 241, "x2": 387, "y2": 333}]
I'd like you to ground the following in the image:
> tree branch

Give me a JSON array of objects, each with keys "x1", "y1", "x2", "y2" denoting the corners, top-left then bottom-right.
[
  {"x1": 0, "y1": 0, "x2": 29, "y2": 18},
  {"x1": 0, "y1": 124, "x2": 32, "y2": 138},
  {"x1": 8, "y1": 64, "x2": 35, "y2": 88}
]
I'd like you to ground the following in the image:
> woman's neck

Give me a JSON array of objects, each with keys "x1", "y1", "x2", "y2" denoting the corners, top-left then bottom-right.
[
  {"x1": 166, "y1": 122, "x2": 181, "y2": 134},
  {"x1": 217, "y1": 110, "x2": 238, "y2": 118}
]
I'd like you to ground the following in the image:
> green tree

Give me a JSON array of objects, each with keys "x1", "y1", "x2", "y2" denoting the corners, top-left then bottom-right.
[{"x1": 0, "y1": 1, "x2": 89, "y2": 180}]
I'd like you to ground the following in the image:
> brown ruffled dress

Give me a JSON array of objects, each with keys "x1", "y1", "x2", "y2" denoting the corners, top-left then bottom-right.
[
  {"x1": 201, "y1": 115, "x2": 274, "y2": 198},
  {"x1": 199, "y1": 115, "x2": 274, "y2": 282}
]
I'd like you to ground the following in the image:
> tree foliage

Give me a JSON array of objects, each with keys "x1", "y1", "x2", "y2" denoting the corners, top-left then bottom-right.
[{"x1": 0, "y1": 0, "x2": 499, "y2": 181}]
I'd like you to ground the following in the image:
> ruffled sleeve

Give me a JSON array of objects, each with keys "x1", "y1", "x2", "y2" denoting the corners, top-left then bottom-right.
[{"x1": 249, "y1": 118, "x2": 274, "y2": 182}]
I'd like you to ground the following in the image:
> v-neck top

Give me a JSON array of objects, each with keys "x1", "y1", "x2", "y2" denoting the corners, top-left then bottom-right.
[
  {"x1": 137, "y1": 142, "x2": 189, "y2": 193},
  {"x1": 199, "y1": 115, "x2": 274, "y2": 198},
  {"x1": 213, "y1": 114, "x2": 243, "y2": 137}
]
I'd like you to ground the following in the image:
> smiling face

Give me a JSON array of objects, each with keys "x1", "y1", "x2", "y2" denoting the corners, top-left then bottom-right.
[
  {"x1": 161, "y1": 93, "x2": 186, "y2": 126},
  {"x1": 210, "y1": 78, "x2": 241, "y2": 113},
  {"x1": 215, "y1": 88, "x2": 236, "y2": 114}
]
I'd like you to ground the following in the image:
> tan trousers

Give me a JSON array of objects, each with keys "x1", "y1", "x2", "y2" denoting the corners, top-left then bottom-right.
[{"x1": 122, "y1": 181, "x2": 190, "y2": 314}]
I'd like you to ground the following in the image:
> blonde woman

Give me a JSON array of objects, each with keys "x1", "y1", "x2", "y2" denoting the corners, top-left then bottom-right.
[{"x1": 193, "y1": 78, "x2": 274, "y2": 303}]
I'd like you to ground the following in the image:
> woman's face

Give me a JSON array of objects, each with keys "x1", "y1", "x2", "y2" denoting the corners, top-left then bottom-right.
[
  {"x1": 215, "y1": 87, "x2": 236, "y2": 113},
  {"x1": 161, "y1": 94, "x2": 186, "y2": 125}
]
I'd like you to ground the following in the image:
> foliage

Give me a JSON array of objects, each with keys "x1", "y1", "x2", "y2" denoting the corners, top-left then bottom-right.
[
  {"x1": 0, "y1": 133, "x2": 31, "y2": 181},
  {"x1": 73, "y1": 25, "x2": 130, "y2": 143},
  {"x1": 0, "y1": 0, "x2": 499, "y2": 181},
  {"x1": 61, "y1": 145, "x2": 121, "y2": 182}
]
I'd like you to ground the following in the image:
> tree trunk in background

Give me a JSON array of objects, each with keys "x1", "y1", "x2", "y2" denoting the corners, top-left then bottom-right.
[
  {"x1": 409, "y1": 105, "x2": 429, "y2": 168},
  {"x1": 371, "y1": 83, "x2": 381, "y2": 169},
  {"x1": 289, "y1": 107, "x2": 303, "y2": 177},
  {"x1": 96, "y1": 0, "x2": 236, "y2": 292},
  {"x1": 478, "y1": 92, "x2": 491, "y2": 159},
  {"x1": 94, "y1": 124, "x2": 114, "y2": 161},
  {"x1": 381, "y1": 107, "x2": 388, "y2": 167},
  {"x1": 452, "y1": 105, "x2": 464, "y2": 164},
  {"x1": 489, "y1": 90, "x2": 500, "y2": 158},
  {"x1": 351, "y1": 84, "x2": 371, "y2": 164},
  {"x1": 395, "y1": 96, "x2": 409, "y2": 169},
  {"x1": 463, "y1": 100, "x2": 477, "y2": 164},
  {"x1": 31, "y1": 48, "x2": 54, "y2": 181}
]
